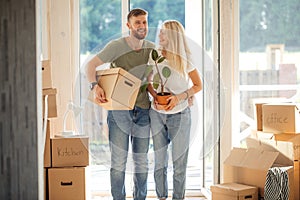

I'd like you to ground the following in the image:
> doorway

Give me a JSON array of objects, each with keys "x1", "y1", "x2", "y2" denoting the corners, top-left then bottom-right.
[{"x1": 79, "y1": 0, "x2": 220, "y2": 198}]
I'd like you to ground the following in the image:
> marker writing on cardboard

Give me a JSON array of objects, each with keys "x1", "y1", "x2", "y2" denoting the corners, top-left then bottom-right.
[
  {"x1": 266, "y1": 113, "x2": 288, "y2": 124},
  {"x1": 57, "y1": 147, "x2": 84, "y2": 157}
]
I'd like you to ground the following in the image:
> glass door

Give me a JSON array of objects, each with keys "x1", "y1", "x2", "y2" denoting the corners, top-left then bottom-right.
[
  {"x1": 79, "y1": 0, "x2": 221, "y2": 198},
  {"x1": 201, "y1": 0, "x2": 220, "y2": 196}
]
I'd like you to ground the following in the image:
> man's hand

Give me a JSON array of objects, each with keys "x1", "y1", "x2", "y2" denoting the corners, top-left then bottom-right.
[{"x1": 93, "y1": 85, "x2": 108, "y2": 103}]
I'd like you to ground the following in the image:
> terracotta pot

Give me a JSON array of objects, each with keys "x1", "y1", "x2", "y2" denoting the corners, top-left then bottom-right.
[{"x1": 156, "y1": 92, "x2": 171, "y2": 105}]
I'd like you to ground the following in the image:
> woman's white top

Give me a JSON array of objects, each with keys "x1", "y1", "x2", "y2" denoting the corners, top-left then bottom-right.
[{"x1": 150, "y1": 59, "x2": 195, "y2": 114}]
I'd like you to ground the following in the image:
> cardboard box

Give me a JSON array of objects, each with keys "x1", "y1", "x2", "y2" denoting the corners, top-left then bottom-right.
[
  {"x1": 248, "y1": 131, "x2": 294, "y2": 162},
  {"x1": 42, "y1": 60, "x2": 53, "y2": 89},
  {"x1": 262, "y1": 103, "x2": 300, "y2": 133},
  {"x1": 42, "y1": 88, "x2": 57, "y2": 118},
  {"x1": 93, "y1": 67, "x2": 141, "y2": 110},
  {"x1": 51, "y1": 136, "x2": 89, "y2": 167},
  {"x1": 48, "y1": 167, "x2": 86, "y2": 200},
  {"x1": 223, "y1": 148, "x2": 294, "y2": 198},
  {"x1": 255, "y1": 103, "x2": 264, "y2": 131},
  {"x1": 294, "y1": 161, "x2": 300, "y2": 200},
  {"x1": 211, "y1": 183, "x2": 258, "y2": 200},
  {"x1": 44, "y1": 168, "x2": 48, "y2": 200},
  {"x1": 44, "y1": 120, "x2": 51, "y2": 168},
  {"x1": 253, "y1": 98, "x2": 288, "y2": 131},
  {"x1": 274, "y1": 133, "x2": 300, "y2": 161}
]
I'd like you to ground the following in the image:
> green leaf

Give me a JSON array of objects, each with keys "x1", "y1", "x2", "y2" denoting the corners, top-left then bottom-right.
[
  {"x1": 162, "y1": 66, "x2": 171, "y2": 78},
  {"x1": 157, "y1": 56, "x2": 166, "y2": 63},
  {"x1": 153, "y1": 83, "x2": 159, "y2": 89},
  {"x1": 153, "y1": 73, "x2": 160, "y2": 84},
  {"x1": 153, "y1": 73, "x2": 160, "y2": 89},
  {"x1": 140, "y1": 83, "x2": 148, "y2": 92},
  {"x1": 151, "y1": 49, "x2": 158, "y2": 61}
]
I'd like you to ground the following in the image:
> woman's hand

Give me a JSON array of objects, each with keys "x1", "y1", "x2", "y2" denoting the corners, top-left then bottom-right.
[
  {"x1": 164, "y1": 95, "x2": 179, "y2": 111},
  {"x1": 188, "y1": 95, "x2": 194, "y2": 106}
]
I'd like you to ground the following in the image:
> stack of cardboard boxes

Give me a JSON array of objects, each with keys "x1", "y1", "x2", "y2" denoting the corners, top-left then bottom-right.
[
  {"x1": 253, "y1": 102, "x2": 300, "y2": 199},
  {"x1": 42, "y1": 60, "x2": 89, "y2": 200},
  {"x1": 48, "y1": 136, "x2": 89, "y2": 200},
  {"x1": 211, "y1": 102, "x2": 300, "y2": 200}
]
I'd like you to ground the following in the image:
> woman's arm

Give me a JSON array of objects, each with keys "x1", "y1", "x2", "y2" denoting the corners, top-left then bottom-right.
[
  {"x1": 164, "y1": 68, "x2": 202, "y2": 111},
  {"x1": 186, "y1": 68, "x2": 202, "y2": 96}
]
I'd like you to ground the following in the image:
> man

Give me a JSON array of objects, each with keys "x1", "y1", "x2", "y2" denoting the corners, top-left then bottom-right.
[{"x1": 85, "y1": 8, "x2": 155, "y2": 200}]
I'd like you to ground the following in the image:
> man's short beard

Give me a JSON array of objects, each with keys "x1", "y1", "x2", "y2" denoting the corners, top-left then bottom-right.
[{"x1": 133, "y1": 29, "x2": 147, "y2": 40}]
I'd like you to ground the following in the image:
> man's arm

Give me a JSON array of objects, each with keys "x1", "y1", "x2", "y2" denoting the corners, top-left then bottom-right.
[
  {"x1": 85, "y1": 55, "x2": 108, "y2": 103},
  {"x1": 85, "y1": 55, "x2": 104, "y2": 83}
]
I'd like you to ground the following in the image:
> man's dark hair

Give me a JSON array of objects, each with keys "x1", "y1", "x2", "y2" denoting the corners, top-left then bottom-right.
[{"x1": 127, "y1": 8, "x2": 148, "y2": 22}]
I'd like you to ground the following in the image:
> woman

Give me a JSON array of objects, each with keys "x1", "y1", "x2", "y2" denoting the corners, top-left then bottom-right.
[{"x1": 147, "y1": 20, "x2": 202, "y2": 200}]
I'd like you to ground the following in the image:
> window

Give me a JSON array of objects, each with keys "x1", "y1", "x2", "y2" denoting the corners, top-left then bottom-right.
[{"x1": 239, "y1": 0, "x2": 300, "y2": 143}]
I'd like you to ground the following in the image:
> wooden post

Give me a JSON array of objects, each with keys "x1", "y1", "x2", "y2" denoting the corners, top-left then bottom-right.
[{"x1": 0, "y1": 0, "x2": 42, "y2": 199}]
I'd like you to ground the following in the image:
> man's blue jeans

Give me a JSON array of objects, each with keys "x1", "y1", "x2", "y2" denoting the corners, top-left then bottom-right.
[
  {"x1": 107, "y1": 107, "x2": 150, "y2": 200},
  {"x1": 150, "y1": 107, "x2": 191, "y2": 200}
]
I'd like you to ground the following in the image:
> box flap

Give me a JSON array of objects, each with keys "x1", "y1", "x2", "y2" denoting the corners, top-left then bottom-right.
[
  {"x1": 246, "y1": 137, "x2": 293, "y2": 166},
  {"x1": 96, "y1": 67, "x2": 141, "y2": 84},
  {"x1": 263, "y1": 102, "x2": 300, "y2": 113},
  {"x1": 287, "y1": 134, "x2": 300, "y2": 145},
  {"x1": 96, "y1": 67, "x2": 121, "y2": 76},
  {"x1": 263, "y1": 102, "x2": 298, "y2": 107},
  {"x1": 224, "y1": 147, "x2": 279, "y2": 170},
  {"x1": 274, "y1": 133, "x2": 300, "y2": 145}
]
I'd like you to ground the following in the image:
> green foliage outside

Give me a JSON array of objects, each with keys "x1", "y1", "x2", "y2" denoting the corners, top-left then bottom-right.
[
  {"x1": 80, "y1": 0, "x2": 300, "y2": 54},
  {"x1": 240, "y1": 0, "x2": 300, "y2": 52},
  {"x1": 80, "y1": 0, "x2": 122, "y2": 54},
  {"x1": 80, "y1": 0, "x2": 185, "y2": 54}
]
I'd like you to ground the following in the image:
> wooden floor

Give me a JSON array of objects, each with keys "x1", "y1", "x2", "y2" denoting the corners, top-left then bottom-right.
[
  {"x1": 89, "y1": 190, "x2": 207, "y2": 200},
  {"x1": 87, "y1": 164, "x2": 207, "y2": 200},
  {"x1": 89, "y1": 197, "x2": 206, "y2": 200}
]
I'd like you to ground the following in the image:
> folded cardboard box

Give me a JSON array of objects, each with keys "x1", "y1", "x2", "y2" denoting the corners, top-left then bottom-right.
[
  {"x1": 51, "y1": 136, "x2": 89, "y2": 167},
  {"x1": 262, "y1": 103, "x2": 300, "y2": 134},
  {"x1": 48, "y1": 167, "x2": 86, "y2": 200},
  {"x1": 42, "y1": 88, "x2": 57, "y2": 118},
  {"x1": 211, "y1": 182, "x2": 258, "y2": 200},
  {"x1": 92, "y1": 67, "x2": 141, "y2": 110},
  {"x1": 223, "y1": 148, "x2": 294, "y2": 199}
]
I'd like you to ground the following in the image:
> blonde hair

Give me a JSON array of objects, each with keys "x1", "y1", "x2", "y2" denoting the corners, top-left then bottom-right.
[{"x1": 160, "y1": 20, "x2": 191, "y2": 76}]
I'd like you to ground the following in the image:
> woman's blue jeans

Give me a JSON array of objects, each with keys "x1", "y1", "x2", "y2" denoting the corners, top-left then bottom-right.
[
  {"x1": 107, "y1": 107, "x2": 150, "y2": 200},
  {"x1": 150, "y1": 107, "x2": 191, "y2": 200}
]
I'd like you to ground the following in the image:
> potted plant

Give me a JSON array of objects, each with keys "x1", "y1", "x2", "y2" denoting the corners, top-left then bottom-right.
[{"x1": 142, "y1": 49, "x2": 172, "y2": 105}]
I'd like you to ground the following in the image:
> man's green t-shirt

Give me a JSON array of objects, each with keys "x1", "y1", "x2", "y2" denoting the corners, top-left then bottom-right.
[{"x1": 97, "y1": 37, "x2": 155, "y2": 109}]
